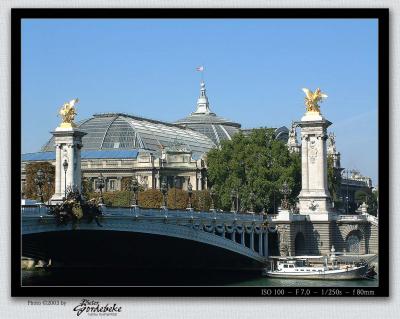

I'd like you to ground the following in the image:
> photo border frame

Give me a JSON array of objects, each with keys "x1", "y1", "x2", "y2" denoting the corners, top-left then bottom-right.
[{"x1": 11, "y1": 8, "x2": 389, "y2": 297}]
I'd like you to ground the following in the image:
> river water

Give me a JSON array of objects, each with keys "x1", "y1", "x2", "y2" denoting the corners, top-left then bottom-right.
[{"x1": 22, "y1": 268, "x2": 378, "y2": 287}]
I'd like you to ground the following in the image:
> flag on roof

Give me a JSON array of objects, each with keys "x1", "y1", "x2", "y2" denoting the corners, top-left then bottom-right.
[{"x1": 196, "y1": 66, "x2": 204, "y2": 72}]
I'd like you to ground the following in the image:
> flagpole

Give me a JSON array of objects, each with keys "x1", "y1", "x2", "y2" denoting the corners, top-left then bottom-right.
[{"x1": 196, "y1": 65, "x2": 205, "y2": 82}]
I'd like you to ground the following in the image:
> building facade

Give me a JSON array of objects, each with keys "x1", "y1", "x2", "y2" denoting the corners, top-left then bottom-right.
[
  {"x1": 21, "y1": 80, "x2": 372, "y2": 205},
  {"x1": 21, "y1": 81, "x2": 291, "y2": 194}
]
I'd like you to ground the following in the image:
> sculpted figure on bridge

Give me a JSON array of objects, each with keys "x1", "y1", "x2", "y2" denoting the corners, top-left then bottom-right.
[
  {"x1": 58, "y1": 98, "x2": 79, "y2": 128},
  {"x1": 50, "y1": 187, "x2": 103, "y2": 227},
  {"x1": 302, "y1": 88, "x2": 328, "y2": 113}
]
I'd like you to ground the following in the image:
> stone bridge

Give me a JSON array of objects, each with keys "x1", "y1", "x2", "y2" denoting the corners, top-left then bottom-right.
[{"x1": 22, "y1": 206, "x2": 269, "y2": 269}]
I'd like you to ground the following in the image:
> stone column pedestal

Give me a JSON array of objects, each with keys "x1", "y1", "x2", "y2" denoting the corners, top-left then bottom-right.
[
  {"x1": 50, "y1": 127, "x2": 86, "y2": 203},
  {"x1": 297, "y1": 112, "x2": 332, "y2": 215}
]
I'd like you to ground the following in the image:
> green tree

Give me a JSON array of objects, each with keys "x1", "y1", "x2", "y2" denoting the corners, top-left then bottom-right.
[
  {"x1": 355, "y1": 189, "x2": 369, "y2": 205},
  {"x1": 327, "y1": 155, "x2": 342, "y2": 207},
  {"x1": 24, "y1": 162, "x2": 55, "y2": 202},
  {"x1": 167, "y1": 188, "x2": 189, "y2": 209},
  {"x1": 370, "y1": 188, "x2": 379, "y2": 216},
  {"x1": 206, "y1": 128, "x2": 301, "y2": 213},
  {"x1": 193, "y1": 190, "x2": 212, "y2": 211},
  {"x1": 81, "y1": 178, "x2": 92, "y2": 199},
  {"x1": 354, "y1": 188, "x2": 378, "y2": 216},
  {"x1": 138, "y1": 189, "x2": 163, "y2": 208}
]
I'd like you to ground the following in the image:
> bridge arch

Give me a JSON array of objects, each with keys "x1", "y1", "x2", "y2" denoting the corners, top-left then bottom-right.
[
  {"x1": 23, "y1": 230, "x2": 265, "y2": 270},
  {"x1": 345, "y1": 230, "x2": 363, "y2": 254},
  {"x1": 340, "y1": 224, "x2": 367, "y2": 254},
  {"x1": 22, "y1": 214, "x2": 268, "y2": 266},
  {"x1": 341, "y1": 224, "x2": 365, "y2": 240}
]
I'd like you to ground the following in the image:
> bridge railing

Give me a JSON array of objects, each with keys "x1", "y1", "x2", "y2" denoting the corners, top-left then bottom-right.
[
  {"x1": 336, "y1": 214, "x2": 367, "y2": 221},
  {"x1": 21, "y1": 205, "x2": 51, "y2": 216},
  {"x1": 336, "y1": 213, "x2": 379, "y2": 226},
  {"x1": 21, "y1": 204, "x2": 264, "y2": 222},
  {"x1": 103, "y1": 207, "x2": 264, "y2": 222}
]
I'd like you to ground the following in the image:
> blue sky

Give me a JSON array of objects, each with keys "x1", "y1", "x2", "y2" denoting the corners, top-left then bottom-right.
[{"x1": 21, "y1": 18, "x2": 378, "y2": 184}]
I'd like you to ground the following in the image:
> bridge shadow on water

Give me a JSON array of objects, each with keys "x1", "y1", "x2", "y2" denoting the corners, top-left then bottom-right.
[
  {"x1": 22, "y1": 268, "x2": 262, "y2": 286},
  {"x1": 22, "y1": 230, "x2": 263, "y2": 286}
]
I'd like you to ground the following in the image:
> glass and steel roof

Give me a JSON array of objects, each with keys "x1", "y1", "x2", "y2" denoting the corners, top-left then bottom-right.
[
  {"x1": 174, "y1": 119, "x2": 241, "y2": 145},
  {"x1": 241, "y1": 126, "x2": 289, "y2": 143},
  {"x1": 274, "y1": 126, "x2": 290, "y2": 142},
  {"x1": 173, "y1": 81, "x2": 241, "y2": 145},
  {"x1": 41, "y1": 113, "x2": 216, "y2": 158}
]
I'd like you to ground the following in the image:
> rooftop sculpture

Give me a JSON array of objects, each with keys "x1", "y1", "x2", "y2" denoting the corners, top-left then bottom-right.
[
  {"x1": 302, "y1": 88, "x2": 328, "y2": 113},
  {"x1": 58, "y1": 98, "x2": 79, "y2": 128}
]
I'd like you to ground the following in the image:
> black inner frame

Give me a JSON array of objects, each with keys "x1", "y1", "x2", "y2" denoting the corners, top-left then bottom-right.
[{"x1": 11, "y1": 8, "x2": 389, "y2": 297}]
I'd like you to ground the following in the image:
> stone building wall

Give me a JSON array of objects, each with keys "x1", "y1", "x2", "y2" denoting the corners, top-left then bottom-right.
[
  {"x1": 368, "y1": 222, "x2": 379, "y2": 254},
  {"x1": 274, "y1": 218, "x2": 378, "y2": 256}
]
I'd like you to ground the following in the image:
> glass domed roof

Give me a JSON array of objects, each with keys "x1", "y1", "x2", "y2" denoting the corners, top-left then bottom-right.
[
  {"x1": 41, "y1": 113, "x2": 216, "y2": 158},
  {"x1": 174, "y1": 81, "x2": 241, "y2": 145}
]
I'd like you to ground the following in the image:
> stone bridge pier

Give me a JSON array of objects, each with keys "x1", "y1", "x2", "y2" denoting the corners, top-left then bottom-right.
[{"x1": 267, "y1": 211, "x2": 378, "y2": 257}]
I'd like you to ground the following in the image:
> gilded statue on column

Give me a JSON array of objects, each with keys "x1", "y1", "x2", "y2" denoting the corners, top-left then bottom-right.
[
  {"x1": 58, "y1": 98, "x2": 79, "y2": 128},
  {"x1": 302, "y1": 88, "x2": 328, "y2": 113}
]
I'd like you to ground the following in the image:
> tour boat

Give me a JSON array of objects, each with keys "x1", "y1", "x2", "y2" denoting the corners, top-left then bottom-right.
[{"x1": 262, "y1": 257, "x2": 369, "y2": 280}]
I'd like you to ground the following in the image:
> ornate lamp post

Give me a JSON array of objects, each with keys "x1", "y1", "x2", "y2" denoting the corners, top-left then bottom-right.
[
  {"x1": 34, "y1": 168, "x2": 45, "y2": 203},
  {"x1": 62, "y1": 159, "x2": 68, "y2": 200},
  {"x1": 129, "y1": 176, "x2": 140, "y2": 207},
  {"x1": 47, "y1": 176, "x2": 52, "y2": 205},
  {"x1": 161, "y1": 178, "x2": 168, "y2": 210},
  {"x1": 173, "y1": 176, "x2": 177, "y2": 209},
  {"x1": 262, "y1": 197, "x2": 270, "y2": 215},
  {"x1": 209, "y1": 185, "x2": 216, "y2": 212},
  {"x1": 97, "y1": 173, "x2": 105, "y2": 204},
  {"x1": 342, "y1": 169, "x2": 350, "y2": 214},
  {"x1": 187, "y1": 180, "x2": 193, "y2": 211},
  {"x1": 280, "y1": 181, "x2": 291, "y2": 210},
  {"x1": 231, "y1": 189, "x2": 237, "y2": 213},
  {"x1": 236, "y1": 189, "x2": 240, "y2": 213},
  {"x1": 249, "y1": 191, "x2": 255, "y2": 213}
]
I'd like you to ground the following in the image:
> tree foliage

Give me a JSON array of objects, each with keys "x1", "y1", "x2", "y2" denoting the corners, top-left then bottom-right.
[
  {"x1": 192, "y1": 190, "x2": 212, "y2": 211},
  {"x1": 139, "y1": 189, "x2": 163, "y2": 208},
  {"x1": 24, "y1": 162, "x2": 55, "y2": 202},
  {"x1": 206, "y1": 129, "x2": 301, "y2": 213},
  {"x1": 166, "y1": 188, "x2": 188, "y2": 209},
  {"x1": 354, "y1": 188, "x2": 378, "y2": 216},
  {"x1": 82, "y1": 188, "x2": 212, "y2": 211},
  {"x1": 81, "y1": 178, "x2": 92, "y2": 198}
]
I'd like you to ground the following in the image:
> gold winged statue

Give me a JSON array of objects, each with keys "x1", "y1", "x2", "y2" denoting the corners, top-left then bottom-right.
[
  {"x1": 58, "y1": 98, "x2": 79, "y2": 128},
  {"x1": 302, "y1": 88, "x2": 328, "y2": 113}
]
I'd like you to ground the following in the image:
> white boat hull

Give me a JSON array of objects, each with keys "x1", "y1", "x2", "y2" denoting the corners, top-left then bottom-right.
[{"x1": 264, "y1": 264, "x2": 368, "y2": 280}]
